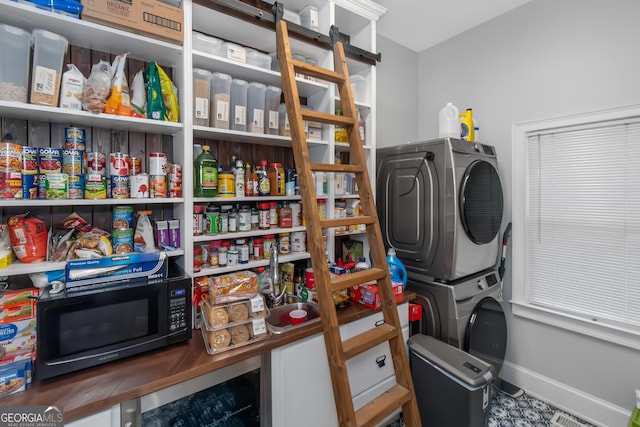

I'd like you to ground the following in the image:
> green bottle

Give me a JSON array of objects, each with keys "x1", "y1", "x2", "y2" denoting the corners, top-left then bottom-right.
[
  {"x1": 629, "y1": 390, "x2": 640, "y2": 427},
  {"x1": 194, "y1": 145, "x2": 218, "y2": 197}
]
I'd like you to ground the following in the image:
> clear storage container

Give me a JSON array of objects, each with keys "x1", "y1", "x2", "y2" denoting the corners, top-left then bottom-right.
[
  {"x1": 193, "y1": 68, "x2": 211, "y2": 126},
  {"x1": 269, "y1": 52, "x2": 279, "y2": 72},
  {"x1": 246, "y1": 49, "x2": 272, "y2": 70},
  {"x1": 30, "y1": 29, "x2": 68, "y2": 106},
  {"x1": 300, "y1": 5, "x2": 319, "y2": 32},
  {"x1": 209, "y1": 72, "x2": 232, "y2": 129},
  {"x1": 247, "y1": 82, "x2": 266, "y2": 134},
  {"x1": 350, "y1": 74, "x2": 368, "y2": 104},
  {"x1": 192, "y1": 31, "x2": 223, "y2": 55},
  {"x1": 230, "y1": 79, "x2": 248, "y2": 132},
  {"x1": 264, "y1": 86, "x2": 282, "y2": 135},
  {"x1": 220, "y1": 42, "x2": 246, "y2": 63},
  {"x1": 278, "y1": 102, "x2": 291, "y2": 136},
  {"x1": 0, "y1": 24, "x2": 31, "y2": 103}
]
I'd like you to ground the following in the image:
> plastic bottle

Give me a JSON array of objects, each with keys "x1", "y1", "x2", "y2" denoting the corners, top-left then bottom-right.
[
  {"x1": 194, "y1": 145, "x2": 218, "y2": 197},
  {"x1": 268, "y1": 162, "x2": 284, "y2": 196},
  {"x1": 353, "y1": 257, "x2": 370, "y2": 272},
  {"x1": 386, "y1": 247, "x2": 407, "y2": 288},
  {"x1": 438, "y1": 102, "x2": 459, "y2": 138},
  {"x1": 629, "y1": 389, "x2": 640, "y2": 427},
  {"x1": 459, "y1": 108, "x2": 475, "y2": 142},
  {"x1": 234, "y1": 158, "x2": 245, "y2": 197}
]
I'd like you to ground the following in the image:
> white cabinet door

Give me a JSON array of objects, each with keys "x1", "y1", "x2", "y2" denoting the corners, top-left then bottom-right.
[{"x1": 65, "y1": 405, "x2": 120, "y2": 427}]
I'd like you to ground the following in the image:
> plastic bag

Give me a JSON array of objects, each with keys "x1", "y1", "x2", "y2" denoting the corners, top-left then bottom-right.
[
  {"x1": 156, "y1": 63, "x2": 179, "y2": 122},
  {"x1": 134, "y1": 211, "x2": 156, "y2": 253},
  {"x1": 59, "y1": 64, "x2": 85, "y2": 110},
  {"x1": 7, "y1": 214, "x2": 48, "y2": 263},
  {"x1": 83, "y1": 60, "x2": 111, "y2": 114},
  {"x1": 144, "y1": 62, "x2": 165, "y2": 120},
  {"x1": 104, "y1": 53, "x2": 131, "y2": 116},
  {"x1": 129, "y1": 68, "x2": 146, "y2": 118}
]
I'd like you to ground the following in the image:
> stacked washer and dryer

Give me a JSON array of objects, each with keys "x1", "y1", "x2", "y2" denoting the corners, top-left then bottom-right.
[{"x1": 376, "y1": 137, "x2": 507, "y2": 379}]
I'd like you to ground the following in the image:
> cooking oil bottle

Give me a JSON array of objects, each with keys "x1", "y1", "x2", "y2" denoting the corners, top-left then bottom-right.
[{"x1": 194, "y1": 145, "x2": 218, "y2": 197}]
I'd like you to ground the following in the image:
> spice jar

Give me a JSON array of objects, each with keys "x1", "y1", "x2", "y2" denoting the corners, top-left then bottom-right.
[
  {"x1": 193, "y1": 204, "x2": 204, "y2": 235},
  {"x1": 263, "y1": 234, "x2": 276, "y2": 259},
  {"x1": 219, "y1": 241, "x2": 230, "y2": 267},
  {"x1": 251, "y1": 206, "x2": 259, "y2": 230},
  {"x1": 269, "y1": 202, "x2": 278, "y2": 228},
  {"x1": 259, "y1": 202, "x2": 270, "y2": 229},
  {"x1": 279, "y1": 202, "x2": 292, "y2": 228},
  {"x1": 317, "y1": 198, "x2": 327, "y2": 219},
  {"x1": 219, "y1": 206, "x2": 230, "y2": 233},
  {"x1": 237, "y1": 238, "x2": 249, "y2": 264},
  {"x1": 228, "y1": 248, "x2": 239, "y2": 266},
  {"x1": 238, "y1": 205, "x2": 251, "y2": 231},
  {"x1": 209, "y1": 241, "x2": 220, "y2": 268},
  {"x1": 229, "y1": 208, "x2": 237, "y2": 232},
  {"x1": 279, "y1": 232, "x2": 291, "y2": 254},
  {"x1": 253, "y1": 238, "x2": 263, "y2": 260},
  {"x1": 193, "y1": 246, "x2": 203, "y2": 272}
]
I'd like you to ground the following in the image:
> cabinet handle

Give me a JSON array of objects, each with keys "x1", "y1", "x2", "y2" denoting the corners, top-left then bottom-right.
[
  {"x1": 374, "y1": 319, "x2": 385, "y2": 327},
  {"x1": 375, "y1": 355, "x2": 386, "y2": 368}
]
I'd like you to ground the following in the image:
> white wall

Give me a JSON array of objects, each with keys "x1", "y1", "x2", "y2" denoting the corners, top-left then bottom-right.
[
  {"x1": 375, "y1": 35, "x2": 419, "y2": 147},
  {"x1": 377, "y1": 0, "x2": 640, "y2": 425}
]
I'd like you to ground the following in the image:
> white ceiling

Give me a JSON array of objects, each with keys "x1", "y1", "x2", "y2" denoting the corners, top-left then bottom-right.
[{"x1": 374, "y1": 0, "x2": 532, "y2": 53}]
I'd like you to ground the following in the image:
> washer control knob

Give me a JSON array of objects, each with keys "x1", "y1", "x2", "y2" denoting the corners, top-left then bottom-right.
[{"x1": 477, "y1": 279, "x2": 487, "y2": 290}]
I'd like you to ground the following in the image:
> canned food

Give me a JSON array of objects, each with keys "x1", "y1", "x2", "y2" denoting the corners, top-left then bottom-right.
[
  {"x1": 110, "y1": 175, "x2": 130, "y2": 199},
  {"x1": 84, "y1": 174, "x2": 107, "y2": 199},
  {"x1": 45, "y1": 173, "x2": 68, "y2": 199},
  {"x1": 0, "y1": 171, "x2": 22, "y2": 199},
  {"x1": 170, "y1": 163, "x2": 182, "y2": 182},
  {"x1": 21, "y1": 174, "x2": 37, "y2": 199},
  {"x1": 129, "y1": 157, "x2": 143, "y2": 175},
  {"x1": 0, "y1": 143, "x2": 22, "y2": 173},
  {"x1": 87, "y1": 152, "x2": 107, "y2": 175},
  {"x1": 109, "y1": 152, "x2": 130, "y2": 176},
  {"x1": 130, "y1": 173, "x2": 150, "y2": 198},
  {"x1": 21, "y1": 147, "x2": 38, "y2": 174},
  {"x1": 112, "y1": 206, "x2": 134, "y2": 229},
  {"x1": 62, "y1": 149, "x2": 84, "y2": 175},
  {"x1": 169, "y1": 179, "x2": 182, "y2": 198},
  {"x1": 112, "y1": 228, "x2": 134, "y2": 254},
  {"x1": 149, "y1": 152, "x2": 168, "y2": 175},
  {"x1": 38, "y1": 147, "x2": 62, "y2": 174},
  {"x1": 65, "y1": 127, "x2": 86, "y2": 150},
  {"x1": 67, "y1": 174, "x2": 84, "y2": 199},
  {"x1": 37, "y1": 173, "x2": 47, "y2": 199},
  {"x1": 150, "y1": 175, "x2": 167, "y2": 198}
]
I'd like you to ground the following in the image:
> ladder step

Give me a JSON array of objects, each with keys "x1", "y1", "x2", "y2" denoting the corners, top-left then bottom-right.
[
  {"x1": 292, "y1": 59, "x2": 345, "y2": 84},
  {"x1": 355, "y1": 384, "x2": 413, "y2": 427},
  {"x1": 342, "y1": 323, "x2": 397, "y2": 360},
  {"x1": 320, "y1": 216, "x2": 375, "y2": 230},
  {"x1": 309, "y1": 163, "x2": 364, "y2": 173},
  {"x1": 330, "y1": 267, "x2": 386, "y2": 293},
  {"x1": 301, "y1": 109, "x2": 355, "y2": 126}
]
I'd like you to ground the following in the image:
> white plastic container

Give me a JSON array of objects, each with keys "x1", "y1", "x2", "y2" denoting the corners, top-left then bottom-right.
[
  {"x1": 264, "y1": 86, "x2": 282, "y2": 135},
  {"x1": 246, "y1": 49, "x2": 272, "y2": 69},
  {"x1": 438, "y1": 102, "x2": 460, "y2": 138},
  {"x1": 300, "y1": 5, "x2": 319, "y2": 32},
  {"x1": 220, "y1": 42, "x2": 246, "y2": 63},
  {"x1": 349, "y1": 74, "x2": 367, "y2": 104},
  {"x1": 192, "y1": 32, "x2": 223, "y2": 56},
  {"x1": 30, "y1": 29, "x2": 68, "y2": 106},
  {"x1": 0, "y1": 24, "x2": 31, "y2": 102},
  {"x1": 193, "y1": 68, "x2": 211, "y2": 127},
  {"x1": 230, "y1": 79, "x2": 248, "y2": 132},
  {"x1": 210, "y1": 72, "x2": 232, "y2": 129},
  {"x1": 247, "y1": 82, "x2": 266, "y2": 134},
  {"x1": 269, "y1": 52, "x2": 280, "y2": 71}
]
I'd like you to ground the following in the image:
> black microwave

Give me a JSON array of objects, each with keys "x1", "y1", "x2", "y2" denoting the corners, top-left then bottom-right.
[{"x1": 36, "y1": 275, "x2": 192, "y2": 380}]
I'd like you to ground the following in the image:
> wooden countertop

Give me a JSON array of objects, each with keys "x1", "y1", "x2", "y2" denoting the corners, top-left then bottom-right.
[{"x1": 0, "y1": 292, "x2": 415, "y2": 422}]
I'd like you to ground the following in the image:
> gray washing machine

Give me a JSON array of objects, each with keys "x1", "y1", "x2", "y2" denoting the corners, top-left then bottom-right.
[
  {"x1": 376, "y1": 137, "x2": 504, "y2": 282},
  {"x1": 407, "y1": 269, "x2": 507, "y2": 377}
]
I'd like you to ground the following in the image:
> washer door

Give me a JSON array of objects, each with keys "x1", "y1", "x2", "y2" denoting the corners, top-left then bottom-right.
[
  {"x1": 459, "y1": 160, "x2": 503, "y2": 244},
  {"x1": 464, "y1": 297, "x2": 507, "y2": 376}
]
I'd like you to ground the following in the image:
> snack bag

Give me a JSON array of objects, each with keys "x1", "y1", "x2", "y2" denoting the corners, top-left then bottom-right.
[
  {"x1": 104, "y1": 53, "x2": 131, "y2": 116},
  {"x1": 156, "y1": 63, "x2": 179, "y2": 122},
  {"x1": 144, "y1": 62, "x2": 166, "y2": 121},
  {"x1": 83, "y1": 60, "x2": 111, "y2": 114},
  {"x1": 129, "y1": 68, "x2": 146, "y2": 118},
  {"x1": 59, "y1": 64, "x2": 85, "y2": 110},
  {"x1": 7, "y1": 214, "x2": 48, "y2": 263}
]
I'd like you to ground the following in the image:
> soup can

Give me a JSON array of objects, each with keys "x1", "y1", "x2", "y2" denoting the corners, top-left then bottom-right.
[
  {"x1": 129, "y1": 156, "x2": 143, "y2": 175},
  {"x1": 67, "y1": 174, "x2": 84, "y2": 199},
  {"x1": 87, "y1": 152, "x2": 107, "y2": 175},
  {"x1": 130, "y1": 173, "x2": 150, "y2": 198},
  {"x1": 21, "y1": 147, "x2": 38, "y2": 174},
  {"x1": 62, "y1": 149, "x2": 84, "y2": 175},
  {"x1": 21, "y1": 174, "x2": 37, "y2": 199},
  {"x1": 113, "y1": 206, "x2": 134, "y2": 229},
  {"x1": 37, "y1": 173, "x2": 47, "y2": 199},
  {"x1": 169, "y1": 179, "x2": 182, "y2": 198},
  {"x1": 64, "y1": 127, "x2": 86, "y2": 150},
  {"x1": 110, "y1": 175, "x2": 129, "y2": 199},
  {"x1": 109, "y1": 152, "x2": 130, "y2": 176},
  {"x1": 169, "y1": 163, "x2": 182, "y2": 182},
  {"x1": 38, "y1": 147, "x2": 62, "y2": 174},
  {"x1": 150, "y1": 174, "x2": 167, "y2": 198},
  {"x1": 149, "y1": 152, "x2": 168, "y2": 175},
  {"x1": 0, "y1": 171, "x2": 22, "y2": 199},
  {"x1": 0, "y1": 143, "x2": 22, "y2": 173},
  {"x1": 45, "y1": 173, "x2": 68, "y2": 199},
  {"x1": 84, "y1": 174, "x2": 107, "y2": 199},
  {"x1": 112, "y1": 228, "x2": 134, "y2": 254}
]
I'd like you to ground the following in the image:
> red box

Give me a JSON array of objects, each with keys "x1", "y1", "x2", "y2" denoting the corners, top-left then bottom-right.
[
  {"x1": 350, "y1": 282, "x2": 404, "y2": 310},
  {"x1": 409, "y1": 303, "x2": 422, "y2": 322}
]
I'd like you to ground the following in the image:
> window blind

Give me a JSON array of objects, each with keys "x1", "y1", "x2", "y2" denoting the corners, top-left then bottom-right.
[{"x1": 526, "y1": 119, "x2": 640, "y2": 330}]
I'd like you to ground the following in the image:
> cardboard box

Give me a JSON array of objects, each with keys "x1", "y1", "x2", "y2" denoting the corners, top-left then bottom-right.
[
  {"x1": 80, "y1": 0, "x2": 184, "y2": 44},
  {"x1": 350, "y1": 282, "x2": 404, "y2": 310}
]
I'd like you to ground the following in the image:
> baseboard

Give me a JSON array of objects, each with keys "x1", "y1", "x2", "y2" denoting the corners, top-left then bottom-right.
[{"x1": 500, "y1": 361, "x2": 630, "y2": 427}]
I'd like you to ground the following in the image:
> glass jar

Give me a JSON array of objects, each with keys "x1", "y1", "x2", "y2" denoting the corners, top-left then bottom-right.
[
  {"x1": 251, "y1": 206, "x2": 259, "y2": 230},
  {"x1": 253, "y1": 238, "x2": 264, "y2": 260},
  {"x1": 263, "y1": 234, "x2": 276, "y2": 259},
  {"x1": 238, "y1": 205, "x2": 251, "y2": 231},
  {"x1": 219, "y1": 241, "x2": 230, "y2": 267},
  {"x1": 279, "y1": 202, "x2": 292, "y2": 228},
  {"x1": 228, "y1": 249, "x2": 239, "y2": 266},
  {"x1": 219, "y1": 207, "x2": 230, "y2": 233},
  {"x1": 229, "y1": 208, "x2": 237, "y2": 233},
  {"x1": 237, "y1": 238, "x2": 249, "y2": 264},
  {"x1": 258, "y1": 202, "x2": 270, "y2": 229},
  {"x1": 209, "y1": 241, "x2": 221, "y2": 268},
  {"x1": 269, "y1": 202, "x2": 278, "y2": 228},
  {"x1": 279, "y1": 232, "x2": 291, "y2": 254}
]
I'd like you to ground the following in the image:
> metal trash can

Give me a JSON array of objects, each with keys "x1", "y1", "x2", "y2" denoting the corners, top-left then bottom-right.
[{"x1": 408, "y1": 334, "x2": 495, "y2": 427}]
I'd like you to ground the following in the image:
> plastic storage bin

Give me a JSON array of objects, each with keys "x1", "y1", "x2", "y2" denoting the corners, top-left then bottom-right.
[
  {"x1": 220, "y1": 42, "x2": 246, "y2": 63},
  {"x1": 247, "y1": 82, "x2": 266, "y2": 134},
  {"x1": 209, "y1": 72, "x2": 232, "y2": 129},
  {"x1": 283, "y1": 9, "x2": 301, "y2": 25},
  {"x1": 30, "y1": 29, "x2": 68, "y2": 106},
  {"x1": 269, "y1": 52, "x2": 279, "y2": 72},
  {"x1": 246, "y1": 49, "x2": 272, "y2": 70},
  {"x1": 300, "y1": 5, "x2": 319, "y2": 32},
  {"x1": 193, "y1": 68, "x2": 211, "y2": 127},
  {"x1": 230, "y1": 79, "x2": 248, "y2": 132},
  {"x1": 408, "y1": 334, "x2": 495, "y2": 427},
  {"x1": 192, "y1": 31, "x2": 223, "y2": 56},
  {"x1": 278, "y1": 103, "x2": 290, "y2": 136},
  {"x1": 0, "y1": 24, "x2": 31, "y2": 103},
  {"x1": 264, "y1": 86, "x2": 282, "y2": 135},
  {"x1": 350, "y1": 74, "x2": 367, "y2": 104}
]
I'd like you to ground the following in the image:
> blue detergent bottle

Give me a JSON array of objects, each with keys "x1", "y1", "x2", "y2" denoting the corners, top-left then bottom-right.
[{"x1": 386, "y1": 247, "x2": 407, "y2": 288}]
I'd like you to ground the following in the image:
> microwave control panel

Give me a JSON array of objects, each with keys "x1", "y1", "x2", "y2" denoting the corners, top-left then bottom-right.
[{"x1": 169, "y1": 286, "x2": 188, "y2": 332}]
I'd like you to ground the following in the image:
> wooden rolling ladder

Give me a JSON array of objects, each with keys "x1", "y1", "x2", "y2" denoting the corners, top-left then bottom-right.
[{"x1": 275, "y1": 20, "x2": 421, "y2": 427}]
